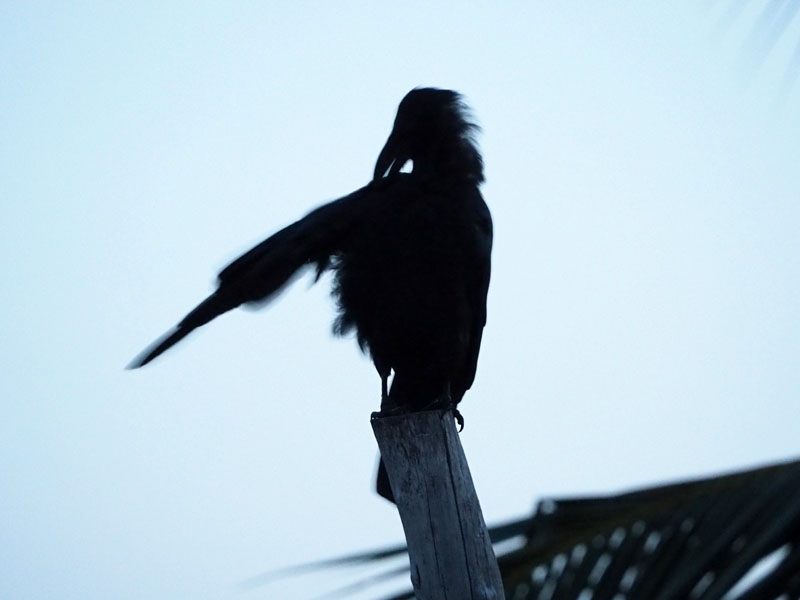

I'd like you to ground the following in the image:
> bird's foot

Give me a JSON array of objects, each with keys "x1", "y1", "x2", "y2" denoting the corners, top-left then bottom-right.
[
  {"x1": 370, "y1": 403, "x2": 412, "y2": 421},
  {"x1": 420, "y1": 397, "x2": 464, "y2": 431},
  {"x1": 453, "y1": 408, "x2": 464, "y2": 432}
]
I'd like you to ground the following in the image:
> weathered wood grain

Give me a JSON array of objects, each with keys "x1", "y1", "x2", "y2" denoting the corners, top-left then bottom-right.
[{"x1": 372, "y1": 409, "x2": 504, "y2": 600}]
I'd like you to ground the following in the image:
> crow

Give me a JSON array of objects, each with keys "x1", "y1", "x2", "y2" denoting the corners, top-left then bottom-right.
[{"x1": 129, "y1": 88, "x2": 492, "y2": 502}]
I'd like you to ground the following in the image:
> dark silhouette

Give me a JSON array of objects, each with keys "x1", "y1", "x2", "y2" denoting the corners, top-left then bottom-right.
[
  {"x1": 282, "y1": 457, "x2": 800, "y2": 600},
  {"x1": 129, "y1": 88, "x2": 492, "y2": 501}
]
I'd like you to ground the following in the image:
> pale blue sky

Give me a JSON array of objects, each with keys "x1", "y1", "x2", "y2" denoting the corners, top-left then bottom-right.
[{"x1": 2, "y1": 3, "x2": 799, "y2": 599}]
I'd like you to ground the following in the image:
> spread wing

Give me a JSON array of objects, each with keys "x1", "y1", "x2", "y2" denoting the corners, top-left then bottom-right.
[{"x1": 128, "y1": 185, "x2": 376, "y2": 368}]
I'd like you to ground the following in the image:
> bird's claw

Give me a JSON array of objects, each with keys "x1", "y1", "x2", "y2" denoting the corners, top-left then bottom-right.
[
  {"x1": 453, "y1": 408, "x2": 464, "y2": 432},
  {"x1": 373, "y1": 383, "x2": 463, "y2": 430},
  {"x1": 371, "y1": 404, "x2": 411, "y2": 421}
]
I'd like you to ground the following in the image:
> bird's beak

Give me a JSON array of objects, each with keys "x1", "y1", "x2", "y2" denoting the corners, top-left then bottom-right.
[{"x1": 373, "y1": 132, "x2": 409, "y2": 181}]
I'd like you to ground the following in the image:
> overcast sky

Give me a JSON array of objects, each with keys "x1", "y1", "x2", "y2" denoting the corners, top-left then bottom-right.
[{"x1": 2, "y1": 2, "x2": 799, "y2": 599}]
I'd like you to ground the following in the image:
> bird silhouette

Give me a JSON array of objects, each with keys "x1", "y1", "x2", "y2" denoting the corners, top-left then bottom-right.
[{"x1": 129, "y1": 88, "x2": 492, "y2": 502}]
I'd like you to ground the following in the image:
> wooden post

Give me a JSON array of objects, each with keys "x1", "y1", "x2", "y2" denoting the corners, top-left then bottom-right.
[{"x1": 371, "y1": 409, "x2": 504, "y2": 600}]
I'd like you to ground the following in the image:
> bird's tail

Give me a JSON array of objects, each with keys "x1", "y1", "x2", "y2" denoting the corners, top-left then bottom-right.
[{"x1": 375, "y1": 456, "x2": 395, "y2": 504}]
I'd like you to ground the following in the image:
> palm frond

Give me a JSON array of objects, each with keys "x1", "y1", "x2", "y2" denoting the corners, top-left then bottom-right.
[{"x1": 289, "y1": 457, "x2": 800, "y2": 599}]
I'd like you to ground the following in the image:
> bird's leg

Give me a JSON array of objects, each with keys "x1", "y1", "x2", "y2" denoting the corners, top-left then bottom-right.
[
  {"x1": 378, "y1": 370, "x2": 400, "y2": 414},
  {"x1": 381, "y1": 374, "x2": 389, "y2": 406},
  {"x1": 421, "y1": 382, "x2": 464, "y2": 431},
  {"x1": 372, "y1": 369, "x2": 409, "y2": 420},
  {"x1": 372, "y1": 401, "x2": 411, "y2": 420}
]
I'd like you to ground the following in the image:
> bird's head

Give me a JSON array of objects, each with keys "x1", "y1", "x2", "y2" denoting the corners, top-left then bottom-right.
[{"x1": 373, "y1": 88, "x2": 483, "y2": 184}]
